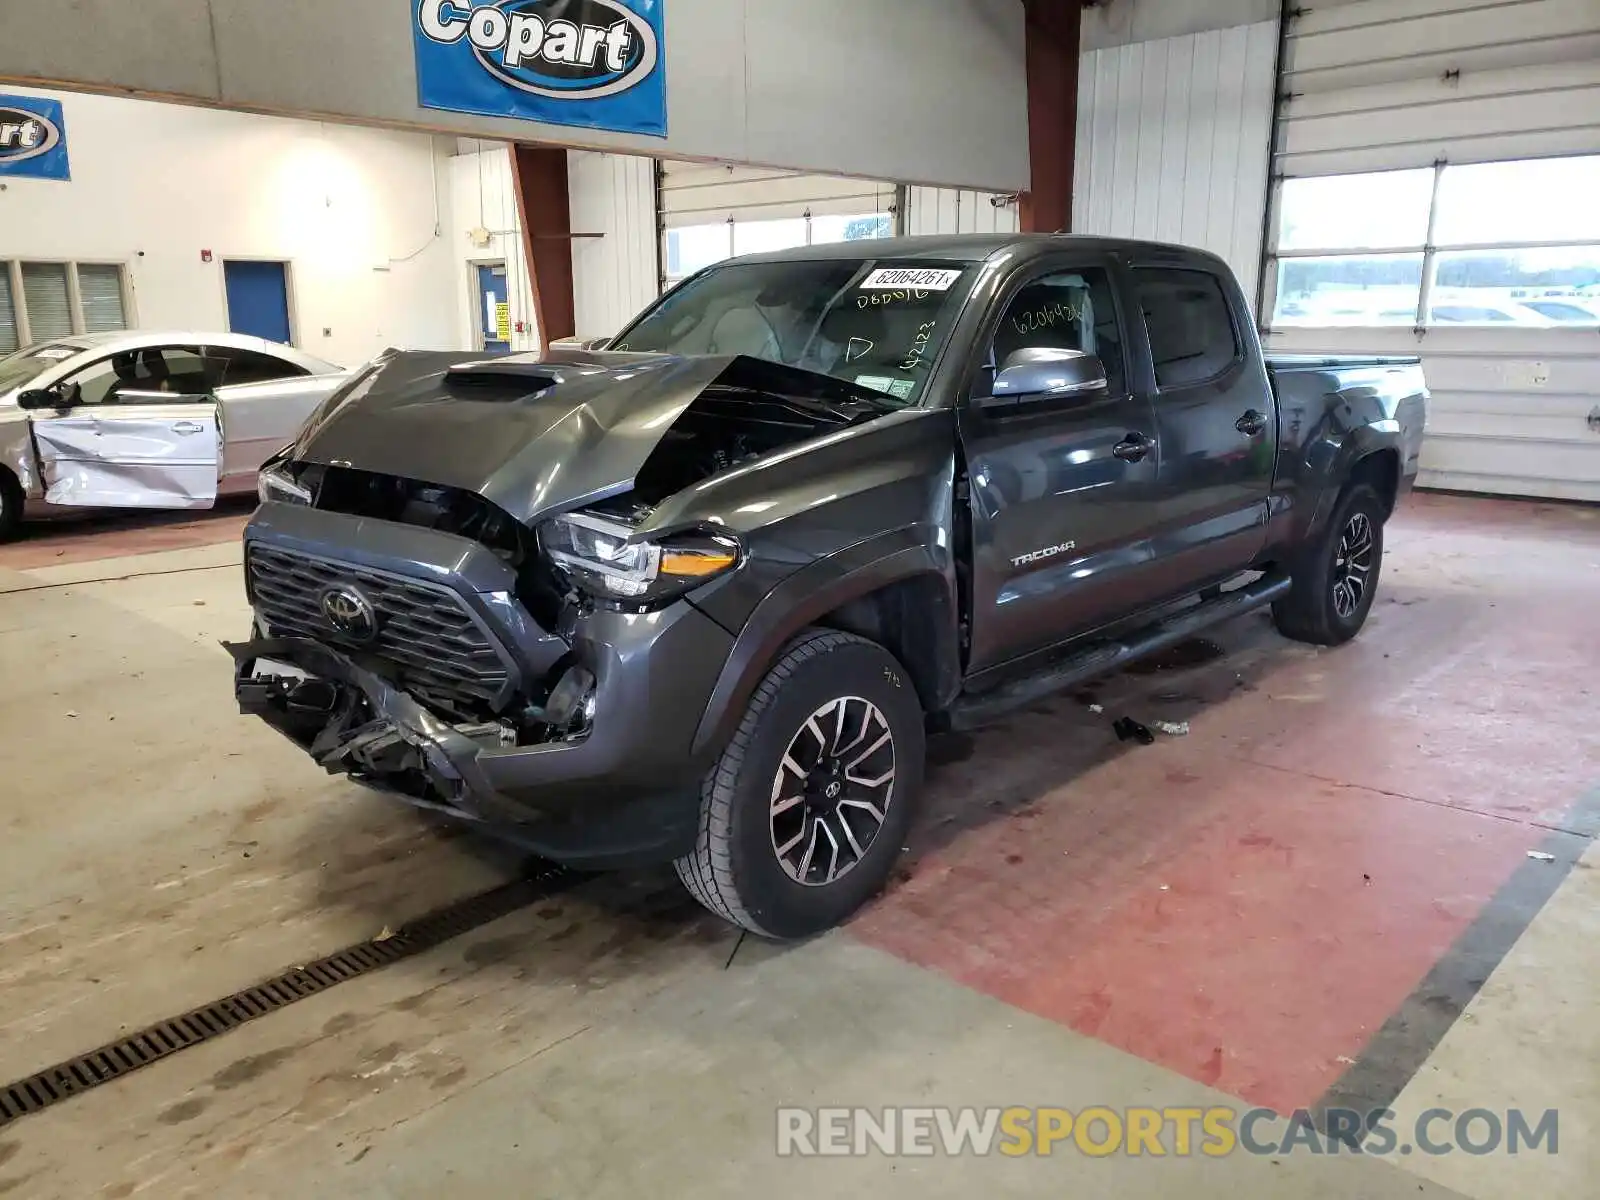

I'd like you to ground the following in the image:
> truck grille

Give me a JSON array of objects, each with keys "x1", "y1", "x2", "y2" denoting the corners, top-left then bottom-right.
[{"x1": 246, "y1": 545, "x2": 513, "y2": 715}]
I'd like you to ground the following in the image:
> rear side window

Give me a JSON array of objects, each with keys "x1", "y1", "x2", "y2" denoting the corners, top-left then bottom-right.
[
  {"x1": 213, "y1": 347, "x2": 309, "y2": 386},
  {"x1": 1134, "y1": 269, "x2": 1239, "y2": 389}
]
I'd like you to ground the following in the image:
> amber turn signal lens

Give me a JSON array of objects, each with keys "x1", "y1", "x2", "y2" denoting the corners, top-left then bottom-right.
[{"x1": 661, "y1": 550, "x2": 737, "y2": 577}]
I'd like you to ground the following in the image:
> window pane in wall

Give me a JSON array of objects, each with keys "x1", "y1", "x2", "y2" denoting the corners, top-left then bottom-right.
[
  {"x1": 810, "y1": 214, "x2": 894, "y2": 245},
  {"x1": 77, "y1": 265, "x2": 128, "y2": 333},
  {"x1": 1272, "y1": 254, "x2": 1424, "y2": 326},
  {"x1": 21, "y1": 263, "x2": 73, "y2": 340},
  {"x1": 1435, "y1": 157, "x2": 1600, "y2": 246},
  {"x1": 0, "y1": 268, "x2": 16, "y2": 354},
  {"x1": 733, "y1": 217, "x2": 808, "y2": 257},
  {"x1": 666, "y1": 223, "x2": 733, "y2": 279},
  {"x1": 1277, "y1": 170, "x2": 1434, "y2": 251},
  {"x1": 1430, "y1": 246, "x2": 1600, "y2": 326}
]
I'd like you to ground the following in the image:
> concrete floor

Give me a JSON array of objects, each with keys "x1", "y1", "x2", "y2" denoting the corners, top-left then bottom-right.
[{"x1": 0, "y1": 492, "x2": 1595, "y2": 1199}]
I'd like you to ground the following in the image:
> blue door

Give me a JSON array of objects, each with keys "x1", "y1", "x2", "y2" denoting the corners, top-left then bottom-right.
[
  {"x1": 477, "y1": 263, "x2": 510, "y2": 352},
  {"x1": 224, "y1": 261, "x2": 292, "y2": 345}
]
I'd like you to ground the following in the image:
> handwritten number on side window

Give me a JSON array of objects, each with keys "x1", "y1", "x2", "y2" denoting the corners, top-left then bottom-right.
[{"x1": 1012, "y1": 300, "x2": 1081, "y2": 336}]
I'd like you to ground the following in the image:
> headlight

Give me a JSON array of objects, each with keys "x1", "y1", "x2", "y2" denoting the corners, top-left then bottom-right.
[
  {"x1": 541, "y1": 511, "x2": 739, "y2": 603},
  {"x1": 258, "y1": 461, "x2": 312, "y2": 506}
]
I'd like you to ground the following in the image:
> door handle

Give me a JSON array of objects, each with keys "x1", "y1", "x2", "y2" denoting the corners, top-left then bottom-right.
[
  {"x1": 1112, "y1": 433, "x2": 1153, "y2": 463},
  {"x1": 1236, "y1": 410, "x2": 1268, "y2": 437},
  {"x1": 171, "y1": 421, "x2": 205, "y2": 436}
]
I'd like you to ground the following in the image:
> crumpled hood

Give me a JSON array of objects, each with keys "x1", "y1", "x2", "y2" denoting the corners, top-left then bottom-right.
[{"x1": 292, "y1": 348, "x2": 753, "y2": 523}]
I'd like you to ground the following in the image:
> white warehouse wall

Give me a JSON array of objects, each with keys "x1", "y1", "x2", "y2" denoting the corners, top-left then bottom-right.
[
  {"x1": 448, "y1": 142, "x2": 540, "y2": 355},
  {"x1": 569, "y1": 152, "x2": 659, "y2": 340},
  {"x1": 1072, "y1": 21, "x2": 1280, "y2": 307},
  {"x1": 448, "y1": 144, "x2": 659, "y2": 347},
  {"x1": 904, "y1": 188, "x2": 1021, "y2": 237},
  {"x1": 0, "y1": 87, "x2": 460, "y2": 369}
]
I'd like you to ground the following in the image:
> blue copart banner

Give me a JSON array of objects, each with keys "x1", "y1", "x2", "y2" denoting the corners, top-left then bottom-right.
[
  {"x1": 414, "y1": 0, "x2": 666, "y2": 137},
  {"x1": 0, "y1": 94, "x2": 70, "y2": 181}
]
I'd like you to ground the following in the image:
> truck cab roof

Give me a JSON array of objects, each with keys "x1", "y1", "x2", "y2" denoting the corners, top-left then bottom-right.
[{"x1": 729, "y1": 232, "x2": 1231, "y2": 271}]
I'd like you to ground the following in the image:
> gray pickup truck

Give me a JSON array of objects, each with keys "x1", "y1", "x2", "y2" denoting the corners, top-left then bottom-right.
[{"x1": 229, "y1": 235, "x2": 1427, "y2": 938}]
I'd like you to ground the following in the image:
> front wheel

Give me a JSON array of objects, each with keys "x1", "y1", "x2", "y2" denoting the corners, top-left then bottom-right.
[
  {"x1": 1272, "y1": 483, "x2": 1385, "y2": 646},
  {"x1": 0, "y1": 468, "x2": 24, "y2": 543},
  {"x1": 675, "y1": 628, "x2": 925, "y2": 939}
]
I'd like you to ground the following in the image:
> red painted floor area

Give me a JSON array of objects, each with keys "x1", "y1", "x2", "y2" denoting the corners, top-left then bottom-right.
[
  {"x1": 852, "y1": 493, "x2": 1600, "y2": 1115},
  {"x1": 0, "y1": 501, "x2": 253, "y2": 571}
]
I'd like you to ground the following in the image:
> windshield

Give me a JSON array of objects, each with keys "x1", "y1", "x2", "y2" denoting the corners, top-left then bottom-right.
[
  {"x1": 611, "y1": 259, "x2": 979, "y2": 406},
  {"x1": 0, "y1": 343, "x2": 81, "y2": 395}
]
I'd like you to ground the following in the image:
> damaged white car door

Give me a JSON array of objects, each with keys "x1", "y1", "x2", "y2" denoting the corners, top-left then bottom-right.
[{"x1": 27, "y1": 347, "x2": 224, "y2": 509}]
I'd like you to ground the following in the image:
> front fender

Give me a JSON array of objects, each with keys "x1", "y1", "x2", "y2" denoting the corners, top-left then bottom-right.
[
  {"x1": 690, "y1": 527, "x2": 958, "y2": 756},
  {"x1": 0, "y1": 412, "x2": 39, "y2": 498}
]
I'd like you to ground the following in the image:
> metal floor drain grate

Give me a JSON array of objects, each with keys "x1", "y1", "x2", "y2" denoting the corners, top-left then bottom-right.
[{"x1": 0, "y1": 863, "x2": 584, "y2": 1128}]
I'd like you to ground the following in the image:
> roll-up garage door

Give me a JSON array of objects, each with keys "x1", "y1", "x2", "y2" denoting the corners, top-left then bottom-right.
[
  {"x1": 659, "y1": 160, "x2": 898, "y2": 286},
  {"x1": 1262, "y1": 0, "x2": 1600, "y2": 502}
]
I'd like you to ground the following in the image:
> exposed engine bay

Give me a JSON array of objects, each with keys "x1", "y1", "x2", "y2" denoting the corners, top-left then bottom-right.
[{"x1": 243, "y1": 355, "x2": 891, "y2": 785}]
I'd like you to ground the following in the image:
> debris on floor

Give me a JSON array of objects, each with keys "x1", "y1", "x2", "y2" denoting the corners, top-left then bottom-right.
[
  {"x1": 1526, "y1": 850, "x2": 1557, "y2": 863},
  {"x1": 1088, "y1": 703, "x2": 1104, "y2": 714},
  {"x1": 1150, "y1": 720, "x2": 1190, "y2": 737},
  {"x1": 1113, "y1": 716, "x2": 1155, "y2": 745}
]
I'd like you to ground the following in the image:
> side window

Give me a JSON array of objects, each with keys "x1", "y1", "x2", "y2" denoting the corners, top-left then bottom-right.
[
  {"x1": 212, "y1": 347, "x2": 310, "y2": 386},
  {"x1": 990, "y1": 267, "x2": 1127, "y2": 395},
  {"x1": 1133, "y1": 268, "x2": 1240, "y2": 389},
  {"x1": 60, "y1": 347, "x2": 223, "y2": 405}
]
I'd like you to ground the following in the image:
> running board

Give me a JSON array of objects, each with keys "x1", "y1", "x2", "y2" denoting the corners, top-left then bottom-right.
[{"x1": 947, "y1": 573, "x2": 1293, "y2": 732}]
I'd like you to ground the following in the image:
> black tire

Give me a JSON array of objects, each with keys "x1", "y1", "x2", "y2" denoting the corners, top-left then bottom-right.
[
  {"x1": 0, "y1": 468, "x2": 23, "y2": 543},
  {"x1": 1272, "y1": 483, "x2": 1385, "y2": 646},
  {"x1": 675, "y1": 628, "x2": 926, "y2": 940}
]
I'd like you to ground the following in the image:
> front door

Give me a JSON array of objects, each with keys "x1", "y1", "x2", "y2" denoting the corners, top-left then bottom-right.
[
  {"x1": 1129, "y1": 266, "x2": 1273, "y2": 588},
  {"x1": 477, "y1": 263, "x2": 510, "y2": 352},
  {"x1": 30, "y1": 346, "x2": 223, "y2": 508},
  {"x1": 959, "y1": 259, "x2": 1163, "y2": 676}
]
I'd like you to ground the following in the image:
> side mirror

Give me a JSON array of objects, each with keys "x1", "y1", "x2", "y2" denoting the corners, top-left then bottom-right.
[
  {"x1": 983, "y1": 348, "x2": 1107, "y2": 408},
  {"x1": 17, "y1": 386, "x2": 67, "y2": 410}
]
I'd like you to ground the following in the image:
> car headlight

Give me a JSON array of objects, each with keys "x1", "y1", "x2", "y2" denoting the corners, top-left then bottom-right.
[
  {"x1": 258, "y1": 461, "x2": 313, "y2": 506},
  {"x1": 541, "y1": 511, "x2": 739, "y2": 603}
]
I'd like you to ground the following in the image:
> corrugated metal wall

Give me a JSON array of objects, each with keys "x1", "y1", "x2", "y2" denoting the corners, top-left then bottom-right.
[
  {"x1": 568, "y1": 151, "x2": 659, "y2": 340},
  {"x1": 1072, "y1": 20, "x2": 1279, "y2": 306},
  {"x1": 903, "y1": 188, "x2": 1021, "y2": 237},
  {"x1": 1266, "y1": 0, "x2": 1600, "y2": 502}
]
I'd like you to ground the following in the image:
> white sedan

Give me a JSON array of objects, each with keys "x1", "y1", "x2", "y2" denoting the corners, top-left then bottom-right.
[{"x1": 0, "y1": 331, "x2": 349, "y2": 540}]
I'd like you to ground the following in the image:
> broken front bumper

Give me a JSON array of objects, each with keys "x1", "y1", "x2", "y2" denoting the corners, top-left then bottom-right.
[
  {"x1": 228, "y1": 636, "x2": 524, "y2": 820},
  {"x1": 229, "y1": 593, "x2": 736, "y2": 867}
]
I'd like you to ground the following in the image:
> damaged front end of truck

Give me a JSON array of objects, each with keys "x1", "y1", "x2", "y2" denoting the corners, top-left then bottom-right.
[{"x1": 227, "y1": 346, "x2": 951, "y2": 860}]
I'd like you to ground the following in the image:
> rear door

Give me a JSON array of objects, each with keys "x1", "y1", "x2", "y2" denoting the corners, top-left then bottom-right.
[
  {"x1": 207, "y1": 344, "x2": 324, "y2": 486},
  {"x1": 1129, "y1": 266, "x2": 1274, "y2": 588},
  {"x1": 31, "y1": 346, "x2": 224, "y2": 509},
  {"x1": 959, "y1": 255, "x2": 1163, "y2": 675}
]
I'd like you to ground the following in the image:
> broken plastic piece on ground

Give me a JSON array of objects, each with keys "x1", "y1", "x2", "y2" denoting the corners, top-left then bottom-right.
[
  {"x1": 1526, "y1": 850, "x2": 1557, "y2": 863},
  {"x1": 1113, "y1": 716, "x2": 1155, "y2": 745},
  {"x1": 1151, "y1": 720, "x2": 1190, "y2": 736},
  {"x1": 1088, "y1": 703, "x2": 1104, "y2": 714},
  {"x1": 373, "y1": 925, "x2": 396, "y2": 942}
]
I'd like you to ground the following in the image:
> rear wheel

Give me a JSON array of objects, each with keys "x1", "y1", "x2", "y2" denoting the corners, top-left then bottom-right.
[
  {"x1": 1272, "y1": 483, "x2": 1384, "y2": 646},
  {"x1": 0, "y1": 468, "x2": 24, "y2": 543},
  {"x1": 675, "y1": 628, "x2": 925, "y2": 939}
]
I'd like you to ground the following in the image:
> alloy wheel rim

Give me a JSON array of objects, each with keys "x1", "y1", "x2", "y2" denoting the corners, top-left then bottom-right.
[
  {"x1": 1331, "y1": 511, "x2": 1375, "y2": 619},
  {"x1": 769, "y1": 696, "x2": 896, "y2": 888}
]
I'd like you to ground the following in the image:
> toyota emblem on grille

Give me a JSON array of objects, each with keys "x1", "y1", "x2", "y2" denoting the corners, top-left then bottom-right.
[{"x1": 319, "y1": 584, "x2": 379, "y2": 642}]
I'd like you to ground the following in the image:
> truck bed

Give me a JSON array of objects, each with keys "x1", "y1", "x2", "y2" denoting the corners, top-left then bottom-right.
[{"x1": 1266, "y1": 355, "x2": 1429, "y2": 485}]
